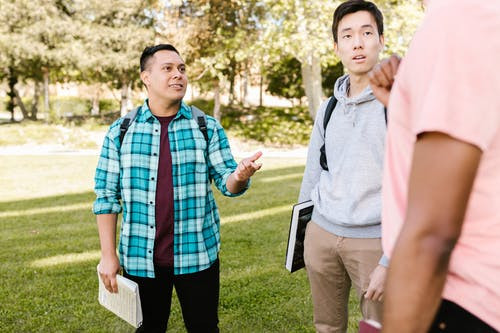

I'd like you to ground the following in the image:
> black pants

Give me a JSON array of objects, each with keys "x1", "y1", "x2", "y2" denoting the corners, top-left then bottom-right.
[
  {"x1": 124, "y1": 259, "x2": 220, "y2": 333},
  {"x1": 429, "y1": 299, "x2": 497, "y2": 333}
]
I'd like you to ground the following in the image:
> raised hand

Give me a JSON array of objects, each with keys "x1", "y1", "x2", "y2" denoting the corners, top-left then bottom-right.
[
  {"x1": 233, "y1": 151, "x2": 263, "y2": 182},
  {"x1": 369, "y1": 54, "x2": 402, "y2": 107}
]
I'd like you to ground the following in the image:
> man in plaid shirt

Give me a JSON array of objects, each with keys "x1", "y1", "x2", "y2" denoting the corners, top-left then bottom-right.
[{"x1": 94, "y1": 44, "x2": 262, "y2": 333}]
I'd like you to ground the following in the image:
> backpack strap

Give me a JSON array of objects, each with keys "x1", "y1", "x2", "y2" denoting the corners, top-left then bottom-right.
[
  {"x1": 191, "y1": 105, "x2": 209, "y2": 143},
  {"x1": 119, "y1": 106, "x2": 140, "y2": 145},
  {"x1": 323, "y1": 96, "x2": 338, "y2": 132},
  {"x1": 319, "y1": 96, "x2": 338, "y2": 171}
]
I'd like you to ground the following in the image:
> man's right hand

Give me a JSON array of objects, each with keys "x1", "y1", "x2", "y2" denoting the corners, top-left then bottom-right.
[
  {"x1": 369, "y1": 54, "x2": 402, "y2": 107},
  {"x1": 98, "y1": 254, "x2": 121, "y2": 293}
]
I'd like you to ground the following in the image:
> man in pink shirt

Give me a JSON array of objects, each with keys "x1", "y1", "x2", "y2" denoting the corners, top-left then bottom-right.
[{"x1": 369, "y1": 0, "x2": 500, "y2": 332}]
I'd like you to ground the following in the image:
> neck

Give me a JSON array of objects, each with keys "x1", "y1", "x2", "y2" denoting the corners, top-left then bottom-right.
[
  {"x1": 347, "y1": 73, "x2": 370, "y2": 98},
  {"x1": 148, "y1": 97, "x2": 181, "y2": 117}
]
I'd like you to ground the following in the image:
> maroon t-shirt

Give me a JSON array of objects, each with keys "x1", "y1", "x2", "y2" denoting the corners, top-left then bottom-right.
[{"x1": 154, "y1": 115, "x2": 175, "y2": 267}]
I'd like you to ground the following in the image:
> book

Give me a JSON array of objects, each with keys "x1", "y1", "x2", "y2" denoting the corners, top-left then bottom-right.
[
  {"x1": 285, "y1": 200, "x2": 314, "y2": 273},
  {"x1": 359, "y1": 319, "x2": 381, "y2": 333},
  {"x1": 97, "y1": 265, "x2": 143, "y2": 328}
]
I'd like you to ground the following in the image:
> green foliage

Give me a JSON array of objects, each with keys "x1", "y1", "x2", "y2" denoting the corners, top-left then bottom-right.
[
  {"x1": 0, "y1": 155, "x2": 364, "y2": 332},
  {"x1": 190, "y1": 98, "x2": 215, "y2": 117},
  {"x1": 99, "y1": 98, "x2": 120, "y2": 114},
  {"x1": 51, "y1": 97, "x2": 92, "y2": 117},
  {"x1": 223, "y1": 105, "x2": 313, "y2": 146},
  {"x1": 266, "y1": 56, "x2": 305, "y2": 101},
  {"x1": 322, "y1": 61, "x2": 344, "y2": 97},
  {"x1": 185, "y1": 99, "x2": 313, "y2": 146}
]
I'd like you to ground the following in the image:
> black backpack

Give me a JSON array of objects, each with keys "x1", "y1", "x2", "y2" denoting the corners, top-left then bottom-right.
[
  {"x1": 118, "y1": 105, "x2": 209, "y2": 146},
  {"x1": 319, "y1": 96, "x2": 387, "y2": 171}
]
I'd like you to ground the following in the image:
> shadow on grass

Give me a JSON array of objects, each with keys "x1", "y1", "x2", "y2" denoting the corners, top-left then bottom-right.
[
  {"x1": 0, "y1": 164, "x2": 305, "y2": 218},
  {"x1": 0, "y1": 161, "x2": 362, "y2": 332},
  {"x1": 0, "y1": 191, "x2": 96, "y2": 212}
]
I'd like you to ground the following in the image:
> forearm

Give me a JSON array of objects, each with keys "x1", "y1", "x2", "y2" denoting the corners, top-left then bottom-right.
[
  {"x1": 383, "y1": 133, "x2": 481, "y2": 332},
  {"x1": 226, "y1": 172, "x2": 248, "y2": 194},
  {"x1": 382, "y1": 226, "x2": 456, "y2": 332},
  {"x1": 96, "y1": 214, "x2": 118, "y2": 258}
]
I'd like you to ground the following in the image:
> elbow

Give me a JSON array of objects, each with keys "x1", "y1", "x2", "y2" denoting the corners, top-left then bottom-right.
[
  {"x1": 419, "y1": 233, "x2": 458, "y2": 263},
  {"x1": 405, "y1": 216, "x2": 463, "y2": 266}
]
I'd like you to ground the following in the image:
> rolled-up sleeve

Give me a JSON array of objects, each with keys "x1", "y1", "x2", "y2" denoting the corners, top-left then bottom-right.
[
  {"x1": 206, "y1": 118, "x2": 248, "y2": 197},
  {"x1": 93, "y1": 130, "x2": 122, "y2": 214}
]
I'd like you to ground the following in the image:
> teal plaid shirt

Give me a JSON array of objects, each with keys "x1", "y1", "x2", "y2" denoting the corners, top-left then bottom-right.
[{"x1": 93, "y1": 100, "x2": 247, "y2": 277}]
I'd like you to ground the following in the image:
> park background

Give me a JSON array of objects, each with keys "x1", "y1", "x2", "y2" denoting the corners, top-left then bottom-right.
[{"x1": 0, "y1": 1, "x2": 423, "y2": 332}]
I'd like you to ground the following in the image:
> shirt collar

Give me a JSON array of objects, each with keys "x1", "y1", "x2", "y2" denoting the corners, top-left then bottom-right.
[{"x1": 136, "y1": 99, "x2": 192, "y2": 122}]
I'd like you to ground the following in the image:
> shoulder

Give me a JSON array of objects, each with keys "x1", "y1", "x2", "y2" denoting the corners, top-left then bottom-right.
[
  {"x1": 317, "y1": 97, "x2": 333, "y2": 119},
  {"x1": 204, "y1": 115, "x2": 222, "y2": 130},
  {"x1": 105, "y1": 117, "x2": 124, "y2": 141}
]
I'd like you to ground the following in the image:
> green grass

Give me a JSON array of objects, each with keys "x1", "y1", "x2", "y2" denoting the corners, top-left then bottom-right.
[
  {"x1": 0, "y1": 121, "x2": 105, "y2": 149},
  {"x1": 0, "y1": 155, "x2": 362, "y2": 332}
]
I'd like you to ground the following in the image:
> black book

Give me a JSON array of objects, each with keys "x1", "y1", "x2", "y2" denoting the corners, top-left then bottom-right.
[{"x1": 285, "y1": 200, "x2": 314, "y2": 273}]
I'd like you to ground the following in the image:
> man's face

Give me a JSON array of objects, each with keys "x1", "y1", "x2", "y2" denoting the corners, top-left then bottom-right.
[
  {"x1": 141, "y1": 50, "x2": 188, "y2": 103},
  {"x1": 334, "y1": 10, "x2": 384, "y2": 76}
]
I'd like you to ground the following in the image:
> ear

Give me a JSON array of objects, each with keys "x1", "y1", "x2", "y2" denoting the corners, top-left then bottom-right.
[
  {"x1": 333, "y1": 41, "x2": 339, "y2": 56},
  {"x1": 379, "y1": 34, "x2": 385, "y2": 51},
  {"x1": 140, "y1": 70, "x2": 150, "y2": 87}
]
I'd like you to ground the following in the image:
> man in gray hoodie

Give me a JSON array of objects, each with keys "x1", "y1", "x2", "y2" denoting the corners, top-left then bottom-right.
[{"x1": 298, "y1": 1, "x2": 387, "y2": 331}]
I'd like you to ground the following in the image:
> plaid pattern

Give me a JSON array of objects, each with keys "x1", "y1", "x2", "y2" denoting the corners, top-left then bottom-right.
[{"x1": 93, "y1": 100, "x2": 246, "y2": 277}]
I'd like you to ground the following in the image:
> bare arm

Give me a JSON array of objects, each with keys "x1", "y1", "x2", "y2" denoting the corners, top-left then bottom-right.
[
  {"x1": 97, "y1": 213, "x2": 121, "y2": 293},
  {"x1": 382, "y1": 132, "x2": 481, "y2": 332},
  {"x1": 226, "y1": 151, "x2": 263, "y2": 194}
]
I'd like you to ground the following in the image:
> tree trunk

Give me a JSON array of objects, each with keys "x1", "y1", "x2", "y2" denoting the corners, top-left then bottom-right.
[
  {"x1": 30, "y1": 81, "x2": 41, "y2": 120},
  {"x1": 42, "y1": 67, "x2": 50, "y2": 121},
  {"x1": 301, "y1": 52, "x2": 323, "y2": 120},
  {"x1": 91, "y1": 84, "x2": 100, "y2": 116},
  {"x1": 242, "y1": 66, "x2": 249, "y2": 106},
  {"x1": 228, "y1": 73, "x2": 235, "y2": 106},
  {"x1": 7, "y1": 68, "x2": 17, "y2": 122},
  {"x1": 259, "y1": 72, "x2": 263, "y2": 107},
  {"x1": 120, "y1": 79, "x2": 130, "y2": 116},
  {"x1": 213, "y1": 79, "x2": 221, "y2": 122},
  {"x1": 13, "y1": 88, "x2": 29, "y2": 120}
]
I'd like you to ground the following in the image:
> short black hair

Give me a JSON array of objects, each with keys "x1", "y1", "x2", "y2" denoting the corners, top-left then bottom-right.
[
  {"x1": 140, "y1": 44, "x2": 180, "y2": 72},
  {"x1": 332, "y1": 0, "x2": 384, "y2": 43}
]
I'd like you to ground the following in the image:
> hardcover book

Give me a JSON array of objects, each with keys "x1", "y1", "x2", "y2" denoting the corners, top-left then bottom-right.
[{"x1": 285, "y1": 200, "x2": 313, "y2": 273}]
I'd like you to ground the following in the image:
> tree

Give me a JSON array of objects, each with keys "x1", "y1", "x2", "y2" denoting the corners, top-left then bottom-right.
[
  {"x1": 0, "y1": 0, "x2": 81, "y2": 121},
  {"x1": 266, "y1": 56, "x2": 304, "y2": 105},
  {"x1": 73, "y1": 0, "x2": 157, "y2": 116},
  {"x1": 158, "y1": 0, "x2": 265, "y2": 120},
  {"x1": 260, "y1": 0, "x2": 340, "y2": 119},
  {"x1": 259, "y1": 0, "x2": 423, "y2": 119}
]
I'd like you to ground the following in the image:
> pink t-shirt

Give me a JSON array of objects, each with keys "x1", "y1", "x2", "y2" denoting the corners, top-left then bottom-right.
[{"x1": 382, "y1": 0, "x2": 500, "y2": 329}]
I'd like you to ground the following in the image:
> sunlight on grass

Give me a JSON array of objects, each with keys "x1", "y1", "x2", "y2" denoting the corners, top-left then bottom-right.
[
  {"x1": 259, "y1": 172, "x2": 303, "y2": 183},
  {"x1": 30, "y1": 250, "x2": 101, "y2": 268},
  {"x1": 221, "y1": 204, "x2": 290, "y2": 224},
  {"x1": 0, "y1": 155, "x2": 98, "y2": 201},
  {"x1": 0, "y1": 202, "x2": 90, "y2": 218}
]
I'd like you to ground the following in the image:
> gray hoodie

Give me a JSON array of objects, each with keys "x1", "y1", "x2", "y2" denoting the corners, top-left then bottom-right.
[{"x1": 298, "y1": 74, "x2": 386, "y2": 238}]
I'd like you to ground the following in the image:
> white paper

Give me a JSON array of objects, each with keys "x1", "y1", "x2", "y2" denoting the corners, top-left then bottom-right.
[{"x1": 97, "y1": 265, "x2": 143, "y2": 328}]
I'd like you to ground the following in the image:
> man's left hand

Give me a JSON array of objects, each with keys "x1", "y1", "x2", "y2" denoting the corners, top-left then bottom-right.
[
  {"x1": 233, "y1": 151, "x2": 263, "y2": 182},
  {"x1": 365, "y1": 264, "x2": 387, "y2": 302}
]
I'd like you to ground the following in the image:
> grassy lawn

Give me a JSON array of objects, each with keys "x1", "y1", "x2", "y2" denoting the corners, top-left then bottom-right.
[{"x1": 0, "y1": 155, "x2": 362, "y2": 332}]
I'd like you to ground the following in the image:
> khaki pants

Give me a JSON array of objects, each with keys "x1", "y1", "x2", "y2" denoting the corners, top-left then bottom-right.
[{"x1": 304, "y1": 221, "x2": 383, "y2": 333}]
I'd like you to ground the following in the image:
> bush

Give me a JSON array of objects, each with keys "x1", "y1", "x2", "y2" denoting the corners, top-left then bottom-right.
[
  {"x1": 187, "y1": 99, "x2": 312, "y2": 146},
  {"x1": 228, "y1": 106, "x2": 313, "y2": 146}
]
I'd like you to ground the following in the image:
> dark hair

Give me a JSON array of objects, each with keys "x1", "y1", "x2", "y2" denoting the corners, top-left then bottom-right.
[
  {"x1": 332, "y1": 0, "x2": 384, "y2": 43},
  {"x1": 140, "y1": 44, "x2": 180, "y2": 72}
]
